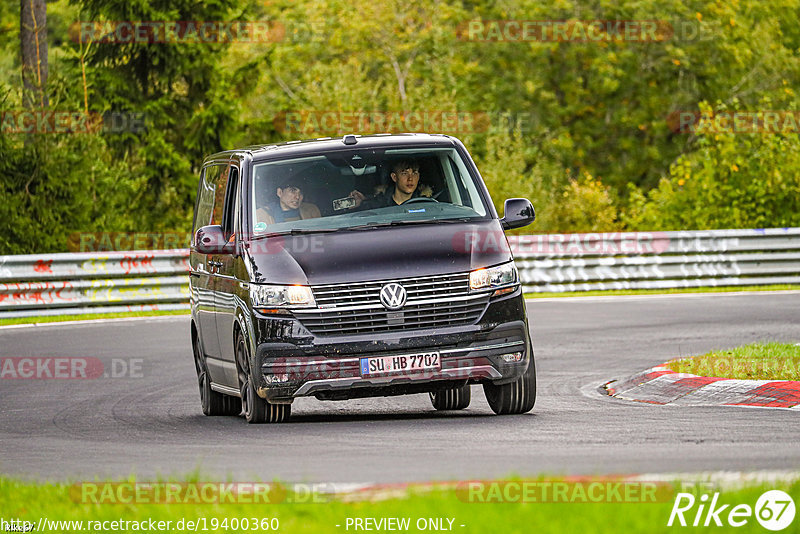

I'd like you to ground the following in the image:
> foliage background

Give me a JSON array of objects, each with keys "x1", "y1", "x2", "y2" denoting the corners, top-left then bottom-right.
[{"x1": 1, "y1": 0, "x2": 799, "y2": 253}]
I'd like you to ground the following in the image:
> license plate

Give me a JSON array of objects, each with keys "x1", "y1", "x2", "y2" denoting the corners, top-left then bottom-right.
[{"x1": 360, "y1": 352, "x2": 440, "y2": 376}]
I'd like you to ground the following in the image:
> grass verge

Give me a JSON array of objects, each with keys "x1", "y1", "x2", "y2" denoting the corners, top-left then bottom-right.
[
  {"x1": 666, "y1": 342, "x2": 800, "y2": 381},
  {"x1": 0, "y1": 309, "x2": 188, "y2": 327},
  {"x1": 0, "y1": 476, "x2": 797, "y2": 533},
  {"x1": 525, "y1": 284, "x2": 800, "y2": 299}
]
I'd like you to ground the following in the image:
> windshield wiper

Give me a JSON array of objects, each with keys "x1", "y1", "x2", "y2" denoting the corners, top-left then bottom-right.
[
  {"x1": 252, "y1": 228, "x2": 341, "y2": 239},
  {"x1": 396, "y1": 217, "x2": 476, "y2": 224},
  {"x1": 253, "y1": 218, "x2": 480, "y2": 238},
  {"x1": 344, "y1": 217, "x2": 476, "y2": 230}
]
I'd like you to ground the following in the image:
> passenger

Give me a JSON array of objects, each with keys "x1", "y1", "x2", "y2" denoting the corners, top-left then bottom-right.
[
  {"x1": 350, "y1": 160, "x2": 432, "y2": 210},
  {"x1": 256, "y1": 176, "x2": 321, "y2": 225}
]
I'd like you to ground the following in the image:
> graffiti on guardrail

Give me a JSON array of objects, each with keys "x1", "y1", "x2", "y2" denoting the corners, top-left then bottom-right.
[
  {"x1": 85, "y1": 279, "x2": 173, "y2": 303},
  {"x1": 0, "y1": 279, "x2": 188, "y2": 309},
  {"x1": 120, "y1": 255, "x2": 156, "y2": 275},
  {"x1": 79, "y1": 254, "x2": 189, "y2": 277},
  {"x1": 33, "y1": 259, "x2": 54, "y2": 273},
  {"x1": 0, "y1": 281, "x2": 75, "y2": 306},
  {"x1": 80, "y1": 257, "x2": 111, "y2": 276}
]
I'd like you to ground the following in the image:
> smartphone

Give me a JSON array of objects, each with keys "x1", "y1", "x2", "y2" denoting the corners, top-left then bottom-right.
[{"x1": 332, "y1": 196, "x2": 357, "y2": 211}]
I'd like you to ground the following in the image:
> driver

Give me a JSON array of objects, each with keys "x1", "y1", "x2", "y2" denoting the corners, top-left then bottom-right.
[{"x1": 353, "y1": 159, "x2": 432, "y2": 209}]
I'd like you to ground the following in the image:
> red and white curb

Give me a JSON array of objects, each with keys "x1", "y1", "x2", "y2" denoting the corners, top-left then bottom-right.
[{"x1": 605, "y1": 364, "x2": 800, "y2": 409}]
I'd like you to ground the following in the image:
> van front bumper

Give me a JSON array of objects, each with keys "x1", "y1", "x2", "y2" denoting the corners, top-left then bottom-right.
[
  {"x1": 252, "y1": 291, "x2": 532, "y2": 402},
  {"x1": 261, "y1": 337, "x2": 529, "y2": 401}
]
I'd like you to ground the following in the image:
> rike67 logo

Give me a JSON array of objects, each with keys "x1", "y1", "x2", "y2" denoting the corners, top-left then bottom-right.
[{"x1": 668, "y1": 490, "x2": 795, "y2": 530}]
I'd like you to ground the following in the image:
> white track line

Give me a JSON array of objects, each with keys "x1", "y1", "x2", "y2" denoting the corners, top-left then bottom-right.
[
  {"x1": 527, "y1": 290, "x2": 800, "y2": 303},
  {"x1": 0, "y1": 314, "x2": 189, "y2": 330}
]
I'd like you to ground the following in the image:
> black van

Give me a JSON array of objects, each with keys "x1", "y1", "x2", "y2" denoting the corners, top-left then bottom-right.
[{"x1": 190, "y1": 134, "x2": 536, "y2": 423}]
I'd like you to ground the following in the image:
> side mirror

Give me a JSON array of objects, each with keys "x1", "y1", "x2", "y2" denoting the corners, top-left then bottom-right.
[
  {"x1": 195, "y1": 225, "x2": 235, "y2": 255},
  {"x1": 500, "y1": 198, "x2": 536, "y2": 230}
]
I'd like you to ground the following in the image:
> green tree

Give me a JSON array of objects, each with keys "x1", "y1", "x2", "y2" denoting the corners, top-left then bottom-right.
[
  {"x1": 0, "y1": 134, "x2": 140, "y2": 254},
  {"x1": 624, "y1": 101, "x2": 800, "y2": 230},
  {"x1": 73, "y1": 0, "x2": 240, "y2": 230}
]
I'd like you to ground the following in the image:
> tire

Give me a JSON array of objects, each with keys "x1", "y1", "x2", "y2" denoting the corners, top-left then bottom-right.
[
  {"x1": 236, "y1": 330, "x2": 291, "y2": 424},
  {"x1": 193, "y1": 336, "x2": 241, "y2": 416},
  {"x1": 429, "y1": 384, "x2": 471, "y2": 410},
  {"x1": 483, "y1": 356, "x2": 536, "y2": 415}
]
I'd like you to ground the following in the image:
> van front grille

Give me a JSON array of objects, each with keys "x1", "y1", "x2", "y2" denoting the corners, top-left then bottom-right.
[{"x1": 294, "y1": 273, "x2": 490, "y2": 335}]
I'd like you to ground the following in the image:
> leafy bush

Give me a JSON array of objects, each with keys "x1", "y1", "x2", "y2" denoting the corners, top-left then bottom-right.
[
  {"x1": 548, "y1": 174, "x2": 622, "y2": 233},
  {"x1": 624, "y1": 101, "x2": 800, "y2": 230}
]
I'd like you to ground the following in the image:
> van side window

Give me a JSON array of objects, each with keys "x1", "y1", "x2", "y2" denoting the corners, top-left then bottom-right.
[
  {"x1": 221, "y1": 165, "x2": 239, "y2": 238},
  {"x1": 211, "y1": 165, "x2": 230, "y2": 226},
  {"x1": 193, "y1": 165, "x2": 224, "y2": 235}
]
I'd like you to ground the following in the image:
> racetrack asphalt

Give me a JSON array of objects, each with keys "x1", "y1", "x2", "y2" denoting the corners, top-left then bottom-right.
[{"x1": 0, "y1": 292, "x2": 798, "y2": 483}]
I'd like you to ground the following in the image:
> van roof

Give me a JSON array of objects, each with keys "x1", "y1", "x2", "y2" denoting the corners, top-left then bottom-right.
[{"x1": 202, "y1": 133, "x2": 458, "y2": 165}]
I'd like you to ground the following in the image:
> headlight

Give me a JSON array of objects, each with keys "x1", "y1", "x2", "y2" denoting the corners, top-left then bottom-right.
[
  {"x1": 250, "y1": 284, "x2": 316, "y2": 308},
  {"x1": 470, "y1": 262, "x2": 519, "y2": 291}
]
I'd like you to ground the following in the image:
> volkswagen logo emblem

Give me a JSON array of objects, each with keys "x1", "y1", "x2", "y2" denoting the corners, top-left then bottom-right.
[{"x1": 379, "y1": 283, "x2": 407, "y2": 310}]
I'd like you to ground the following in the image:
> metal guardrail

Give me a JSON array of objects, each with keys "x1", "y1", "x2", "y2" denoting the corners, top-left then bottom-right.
[
  {"x1": 509, "y1": 227, "x2": 800, "y2": 293},
  {"x1": 0, "y1": 250, "x2": 190, "y2": 318},
  {"x1": 0, "y1": 228, "x2": 798, "y2": 318}
]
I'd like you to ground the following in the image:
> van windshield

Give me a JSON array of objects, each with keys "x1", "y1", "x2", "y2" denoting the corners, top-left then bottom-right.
[{"x1": 250, "y1": 147, "x2": 489, "y2": 235}]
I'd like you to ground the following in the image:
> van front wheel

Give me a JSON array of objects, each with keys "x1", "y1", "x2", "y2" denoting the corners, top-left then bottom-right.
[
  {"x1": 236, "y1": 331, "x2": 291, "y2": 424},
  {"x1": 483, "y1": 357, "x2": 536, "y2": 415}
]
